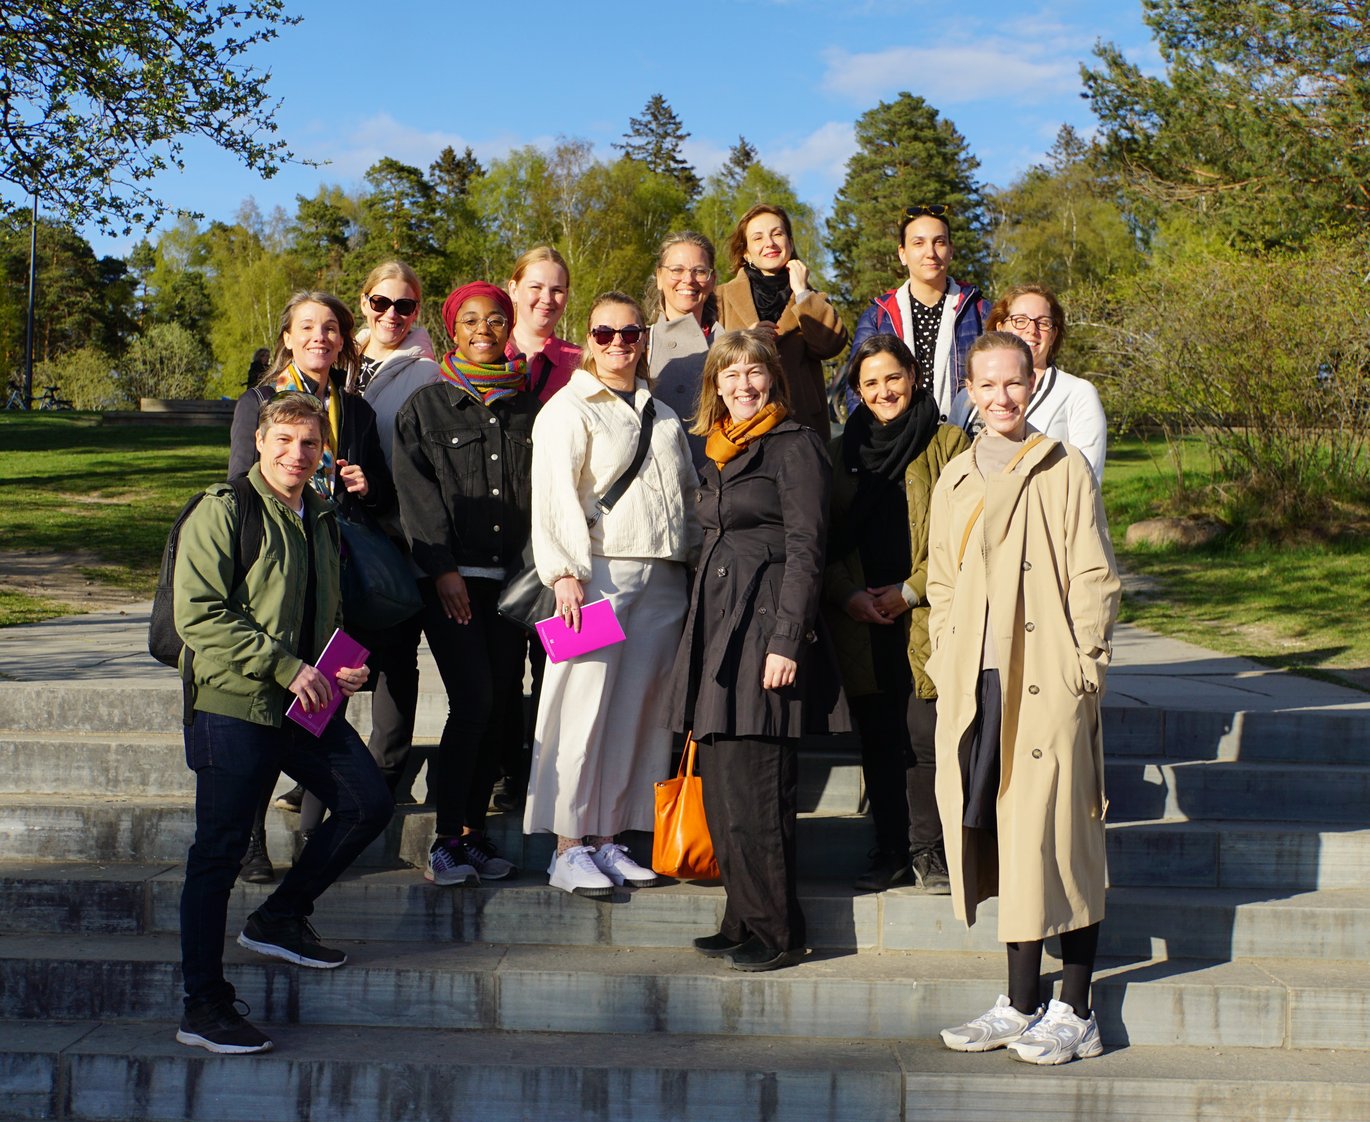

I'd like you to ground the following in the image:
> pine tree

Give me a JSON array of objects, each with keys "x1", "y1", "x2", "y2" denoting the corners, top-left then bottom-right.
[
  {"x1": 614, "y1": 94, "x2": 702, "y2": 201},
  {"x1": 825, "y1": 93, "x2": 988, "y2": 314},
  {"x1": 721, "y1": 136, "x2": 759, "y2": 190}
]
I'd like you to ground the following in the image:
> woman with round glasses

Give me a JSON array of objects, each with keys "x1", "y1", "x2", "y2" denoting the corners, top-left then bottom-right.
[
  {"x1": 716, "y1": 204, "x2": 848, "y2": 438},
  {"x1": 392, "y1": 281, "x2": 538, "y2": 888},
  {"x1": 950, "y1": 284, "x2": 1107, "y2": 482},
  {"x1": 646, "y1": 230, "x2": 718, "y2": 469},
  {"x1": 524, "y1": 291, "x2": 697, "y2": 898},
  {"x1": 507, "y1": 246, "x2": 581, "y2": 403},
  {"x1": 226, "y1": 289, "x2": 396, "y2": 882}
]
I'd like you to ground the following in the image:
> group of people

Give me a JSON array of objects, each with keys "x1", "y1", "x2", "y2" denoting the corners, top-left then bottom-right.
[{"x1": 171, "y1": 202, "x2": 1119, "y2": 1068}]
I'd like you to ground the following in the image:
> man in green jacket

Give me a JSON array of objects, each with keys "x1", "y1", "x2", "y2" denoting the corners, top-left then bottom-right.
[{"x1": 173, "y1": 392, "x2": 393, "y2": 1054}]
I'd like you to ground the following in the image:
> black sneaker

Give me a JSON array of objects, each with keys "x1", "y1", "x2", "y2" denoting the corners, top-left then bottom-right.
[
  {"x1": 176, "y1": 997, "x2": 273, "y2": 1054},
  {"x1": 854, "y1": 849, "x2": 912, "y2": 893},
  {"x1": 273, "y1": 783, "x2": 305, "y2": 813},
  {"x1": 238, "y1": 833, "x2": 275, "y2": 885},
  {"x1": 462, "y1": 831, "x2": 516, "y2": 880},
  {"x1": 489, "y1": 776, "x2": 525, "y2": 814},
  {"x1": 237, "y1": 910, "x2": 347, "y2": 969},
  {"x1": 911, "y1": 847, "x2": 952, "y2": 894}
]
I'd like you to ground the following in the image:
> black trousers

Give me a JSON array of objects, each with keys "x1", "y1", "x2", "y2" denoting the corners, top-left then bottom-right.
[
  {"x1": 420, "y1": 576, "x2": 524, "y2": 837},
  {"x1": 698, "y1": 734, "x2": 805, "y2": 951},
  {"x1": 351, "y1": 610, "x2": 424, "y2": 793},
  {"x1": 850, "y1": 689, "x2": 940, "y2": 857}
]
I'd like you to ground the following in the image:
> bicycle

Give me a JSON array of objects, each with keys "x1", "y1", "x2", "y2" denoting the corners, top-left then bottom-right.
[
  {"x1": 37, "y1": 384, "x2": 73, "y2": 411},
  {"x1": 3, "y1": 380, "x2": 25, "y2": 410}
]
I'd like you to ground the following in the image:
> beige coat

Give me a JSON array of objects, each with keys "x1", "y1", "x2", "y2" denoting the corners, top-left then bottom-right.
[
  {"x1": 925, "y1": 434, "x2": 1120, "y2": 942},
  {"x1": 716, "y1": 273, "x2": 848, "y2": 439}
]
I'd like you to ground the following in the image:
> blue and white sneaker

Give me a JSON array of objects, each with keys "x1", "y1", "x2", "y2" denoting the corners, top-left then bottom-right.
[
  {"x1": 1008, "y1": 998, "x2": 1103, "y2": 1064},
  {"x1": 941, "y1": 994, "x2": 1043, "y2": 1052},
  {"x1": 426, "y1": 838, "x2": 478, "y2": 886},
  {"x1": 462, "y1": 831, "x2": 515, "y2": 880}
]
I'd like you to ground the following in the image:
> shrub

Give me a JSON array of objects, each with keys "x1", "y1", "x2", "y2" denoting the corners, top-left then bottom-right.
[
  {"x1": 121, "y1": 322, "x2": 211, "y2": 401},
  {"x1": 34, "y1": 347, "x2": 124, "y2": 410}
]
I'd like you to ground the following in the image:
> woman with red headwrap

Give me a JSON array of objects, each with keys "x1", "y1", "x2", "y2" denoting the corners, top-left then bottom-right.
[{"x1": 392, "y1": 281, "x2": 540, "y2": 886}]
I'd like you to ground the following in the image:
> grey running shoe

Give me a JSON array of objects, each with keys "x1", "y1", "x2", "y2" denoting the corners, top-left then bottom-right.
[{"x1": 940, "y1": 994, "x2": 1043, "y2": 1052}]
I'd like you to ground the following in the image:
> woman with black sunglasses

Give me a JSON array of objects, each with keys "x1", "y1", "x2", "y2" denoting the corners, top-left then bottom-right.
[{"x1": 524, "y1": 291, "x2": 698, "y2": 898}]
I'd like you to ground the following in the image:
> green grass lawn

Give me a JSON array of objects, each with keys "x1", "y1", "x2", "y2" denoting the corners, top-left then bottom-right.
[
  {"x1": 1103, "y1": 434, "x2": 1370, "y2": 686},
  {"x1": 0, "y1": 413, "x2": 230, "y2": 622},
  {"x1": 1, "y1": 416, "x2": 1366, "y2": 687}
]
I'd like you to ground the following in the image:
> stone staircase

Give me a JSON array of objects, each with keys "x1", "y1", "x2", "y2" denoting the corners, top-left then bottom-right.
[{"x1": 1, "y1": 679, "x2": 1368, "y2": 1121}]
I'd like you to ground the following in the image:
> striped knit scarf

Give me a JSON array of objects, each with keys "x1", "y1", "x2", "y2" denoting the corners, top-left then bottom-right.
[{"x1": 439, "y1": 352, "x2": 528, "y2": 405}]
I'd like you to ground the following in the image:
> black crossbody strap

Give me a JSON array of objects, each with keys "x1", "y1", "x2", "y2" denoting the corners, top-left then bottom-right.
[{"x1": 591, "y1": 397, "x2": 657, "y2": 523}]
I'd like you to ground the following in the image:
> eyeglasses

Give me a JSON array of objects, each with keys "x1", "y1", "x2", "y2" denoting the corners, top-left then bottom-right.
[
  {"x1": 1005, "y1": 314, "x2": 1058, "y2": 332},
  {"x1": 662, "y1": 266, "x2": 714, "y2": 282},
  {"x1": 588, "y1": 324, "x2": 645, "y2": 346},
  {"x1": 366, "y1": 294, "x2": 419, "y2": 317},
  {"x1": 903, "y1": 204, "x2": 949, "y2": 219},
  {"x1": 457, "y1": 313, "x2": 510, "y2": 331}
]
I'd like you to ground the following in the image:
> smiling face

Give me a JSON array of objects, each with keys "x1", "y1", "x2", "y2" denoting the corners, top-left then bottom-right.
[
  {"x1": 255, "y1": 417, "x2": 324, "y2": 503},
  {"x1": 1001, "y1": 292, "x2": 1056, "y2": 371},
  {"x1": 451, "y1": 295, "x2": 511, "y2": 365},
  {"x1": 656, "y1": 241, "x2": 715, "y2": 321},
  {"x1": 586, "y1": 299, "x2": 645, "y2": 389},
  {"x1": 508, "y1": 259, "x2": 569, "y2": 337},
  {"x1": 857, "y1": 350, "x2": 915, "y2": 424},
  {"x1": 282, "y1": 301, "x2": 344, "y2": 378},
  {"x1": 361, "y1": 277, "x2": 420, "y2": 351},
  {"x1": 967, "y1": 346, "x2": 1035, "y2": 441},
  {"x1": 717, "y1": 360, "x2": 773, "y2": 424},
  {"x1": 898, "y1": 216, "x2": 953, "y2": 291},
  {"x1": 744, "y1": 212, "x2": 792, "y2": 275}
]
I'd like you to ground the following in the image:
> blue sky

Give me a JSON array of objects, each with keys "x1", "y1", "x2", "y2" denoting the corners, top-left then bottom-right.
[{"x1": 29, "y1": 0, "x2": 1161, "y2": 256}]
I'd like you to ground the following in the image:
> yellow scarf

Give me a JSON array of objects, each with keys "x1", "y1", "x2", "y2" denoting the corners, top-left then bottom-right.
[
  {"x1": 706, "y1": 403, "x2": 789, "y2": 469},
  {"x1": 274, "y1": 364, "x2": 343, "y2": 498}
]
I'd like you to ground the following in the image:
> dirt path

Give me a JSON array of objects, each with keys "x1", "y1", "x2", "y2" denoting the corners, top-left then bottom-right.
[{"x1": 0, "y1": 550, "x2": 146, "y2": 614}]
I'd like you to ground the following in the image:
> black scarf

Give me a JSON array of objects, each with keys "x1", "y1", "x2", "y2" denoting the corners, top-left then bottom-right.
[
  {"x1": 743, "y1": 262, "x2": 792, "y2": 324},
  {"x1": 842, "y1": 392, "x2": 939, "y2": 483}
]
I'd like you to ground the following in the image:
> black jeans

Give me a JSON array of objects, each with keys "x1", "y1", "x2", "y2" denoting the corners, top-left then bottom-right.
[
  {"x1": 420, "y1": 576, "x2": 525, "y2": 837},
  {"x1": 698, "y1": 735, "x2": 805, "y2": 952},
  {"x1": 351, "y1": 610, "x2": 424, "y2": 793},
  {"x1": 850, "y1": 689, "x2": 940, "y2": 857},
  {"x1": 179, "y1": 709, "x2": 393, "y2": 1008}
]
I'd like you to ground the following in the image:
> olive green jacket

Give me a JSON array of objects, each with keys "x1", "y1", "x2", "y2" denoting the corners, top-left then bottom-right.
[
  {"x1": 822, "y1": 423, "x2": 970, "y2": 699},
  {"x1": 173, "y1": 465, "x2": 341, "y2": 726}
]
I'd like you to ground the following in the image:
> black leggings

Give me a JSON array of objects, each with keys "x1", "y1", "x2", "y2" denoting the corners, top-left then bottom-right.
[{"x1": 1007, "y1": 922, "x2": 1101, "y2": 1019}]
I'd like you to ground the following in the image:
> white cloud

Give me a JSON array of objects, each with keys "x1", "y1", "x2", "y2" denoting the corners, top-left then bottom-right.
[
  {"x1": 820, "y1": 41, "x2": 1079, "y2": 105},
  {"x1": 315, "y1": 114, "x2": 556, "y2": 180},
  {"x1": 682, "y1": 137, "x2": 732, "y2": 179},
  {"x1": 764, "y1": 121, "x2": 857, "y2": 181}
]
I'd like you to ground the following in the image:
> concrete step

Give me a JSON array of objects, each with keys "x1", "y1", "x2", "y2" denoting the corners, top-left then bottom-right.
[
  {"x1": 1105, "y1": 757, "x2": 1370, "y2": 824},
  {"x1": 1106, "y1": 705, "x2": 1370, "y2": 765},
  {"x1": 7, "y1": 1022, "x2": 1369, "y2": 1122},
  {"x1": 3, "y1": 862, "x2": 1368, "y2": 963},
  {"x1": 1, "y1": 933, "x2": 1367, "y2": 1050}
]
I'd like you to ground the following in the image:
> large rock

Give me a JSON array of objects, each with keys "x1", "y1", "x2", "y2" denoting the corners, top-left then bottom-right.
[{"x1": 1125, "y1": 516, "x2": 1226, "y2": 548}]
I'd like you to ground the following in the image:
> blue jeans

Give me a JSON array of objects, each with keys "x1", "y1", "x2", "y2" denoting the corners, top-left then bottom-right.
[{"x1": 179, "y1": 709, "x2": 393, "y2": 1007}]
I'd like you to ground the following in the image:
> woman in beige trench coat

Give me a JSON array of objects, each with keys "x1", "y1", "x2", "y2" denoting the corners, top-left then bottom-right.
[{"x1": 925, "y1": 331, "x2": 1120, "y2": 1065}]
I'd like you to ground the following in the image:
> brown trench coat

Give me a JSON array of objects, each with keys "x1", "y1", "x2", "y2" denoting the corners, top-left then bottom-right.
[
  {"x1": 716, "y1": 273, "x2": 849, "y2": 440},
  {"x1": 925, "y1": 434, "x2": 1121, "y2": 942}
]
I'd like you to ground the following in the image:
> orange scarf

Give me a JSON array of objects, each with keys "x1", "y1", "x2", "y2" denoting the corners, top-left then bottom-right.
[{"x1": 706, "y1": 403, "x2": 788, "y2": 469}]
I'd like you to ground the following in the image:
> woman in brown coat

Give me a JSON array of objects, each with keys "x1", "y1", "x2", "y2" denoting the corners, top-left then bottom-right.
[
  {"x1": 662, "y1": 329, "x2": 848, "y2": 972},
  {"x1": 716, "y1": 205, "x2": 848, "y2": 438},
  {"x1": 926, "y1": 332, "x2": 1120, "y2": 1065}
]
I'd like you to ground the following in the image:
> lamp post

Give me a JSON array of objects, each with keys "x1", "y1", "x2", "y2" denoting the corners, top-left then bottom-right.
[{"x1": 23, "y1": 192, "x2": 38, "y2": 409}]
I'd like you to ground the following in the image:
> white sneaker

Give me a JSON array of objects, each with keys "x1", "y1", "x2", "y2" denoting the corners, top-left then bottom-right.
[
  {"x1": 590, "y1": 842, "x2": 659, "y2": 887},
  {"x1": 425, "y1": 839, "x2": 478, "y2": 887},
  {"x1": 940, "y1": 994, "x2": 1043, "y2": 1052},
  {"x1": 1008, "y1": 998, "x2": 1103, "y2": 1064},
  {"x1": 548, "y1": 845, "x2": 614, "y2": 898}
]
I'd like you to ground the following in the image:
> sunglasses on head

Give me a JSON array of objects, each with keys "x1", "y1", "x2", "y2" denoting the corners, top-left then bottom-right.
[
  {"x1": 367, "y1": 294, "x2": 419, "y2": 317},
  {"x1": 588, "y1": 324, "x2": 645, "y2": 346},
  {"x1": 903, "y1": 204, "x2": 949, "y2": 219}
]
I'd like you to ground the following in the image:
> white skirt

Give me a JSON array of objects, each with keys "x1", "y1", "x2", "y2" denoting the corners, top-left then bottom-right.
[{"x1": 523, "y1": 556, "x2": 687, "y2": 837}]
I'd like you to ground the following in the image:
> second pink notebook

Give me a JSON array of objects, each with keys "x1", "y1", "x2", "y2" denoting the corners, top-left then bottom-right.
[{"x1": 534, "y1": 597, "x2": 626, "y2": 663}]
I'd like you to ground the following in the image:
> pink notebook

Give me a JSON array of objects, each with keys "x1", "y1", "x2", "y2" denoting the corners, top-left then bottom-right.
[
  {"x1": 534, "y1": 598, "x2": 626, "y2": 664},
  {"x1": 285, "y1": 629, "x2": 370, "y2": 737}
]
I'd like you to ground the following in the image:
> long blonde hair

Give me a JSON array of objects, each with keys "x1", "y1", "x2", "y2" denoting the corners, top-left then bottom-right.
[
  {"x1": 691, "y1": 329, "x2": 790, "y2": 436},
  {"x1": 267, "y1": 291, "x2": 360, "y2": 392}
]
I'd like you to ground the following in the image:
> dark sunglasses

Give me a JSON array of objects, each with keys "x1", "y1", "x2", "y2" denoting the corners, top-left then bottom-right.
[
  {"x1": 903, "y1": 204, "x2": 949, "y2": 219},
  {"x1": 367, "y1": 294, "x2": 419, "y2": 317},
  {"x1": 588, "y1": 324, "x2": 645, "y2": 346}
]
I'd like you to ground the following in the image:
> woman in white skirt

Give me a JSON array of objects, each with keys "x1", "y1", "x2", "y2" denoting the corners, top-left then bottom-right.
[{"x1": 525, "y1": 290, "x2": 699, "y2": 896}]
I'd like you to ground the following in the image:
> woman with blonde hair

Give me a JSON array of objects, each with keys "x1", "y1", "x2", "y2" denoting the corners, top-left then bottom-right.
[
  {"x1": 928, "y1": 331, "x2": 1120, "y2": 1063},
  {"x1": 663, "y1": 329, "x2": 848, "y2": 971},
  {"x1": 645, "y1": 230, "x2": 717, "y2": 468},
  {"x1": 506, "y1": 246, "x2": 581, "y2": 403},
  {"x1": 525, "y1": 291, "x2": 698, "y2": 897},
  {"x1": 715, "y1": 205, "x2": 848, "y2": 438}
]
